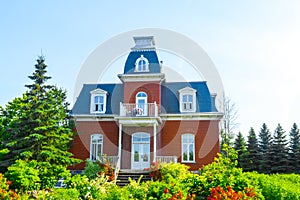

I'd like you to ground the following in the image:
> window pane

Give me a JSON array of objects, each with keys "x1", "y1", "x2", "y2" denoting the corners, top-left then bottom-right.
[
  {"x1": 183, "y1": 95, "x2": 187, "y2": 102},
  {"x1": 99, "y1": 96, "x2": 104, "y2": 103},
  {"x1": 182, "y1": 134, "x2": 195, "y2": 162},
  {"x1": 91, "y1": 135, "x2": 103, "y2": 161},
  {"x1": 94, "y1": 96, "x2": 99, "y2": 103}
]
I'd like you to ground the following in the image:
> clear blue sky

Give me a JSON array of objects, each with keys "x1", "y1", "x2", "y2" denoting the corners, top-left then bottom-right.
[{"x1": 1, "y1": 1, "x2": 300, "y2": 136}]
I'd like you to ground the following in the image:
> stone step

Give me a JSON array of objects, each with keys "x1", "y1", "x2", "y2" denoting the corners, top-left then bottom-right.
[{"x1": 116, "y1": 170, "x2": 151, "y2": 187}]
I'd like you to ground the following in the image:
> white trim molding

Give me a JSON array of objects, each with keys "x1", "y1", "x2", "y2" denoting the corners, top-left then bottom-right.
[
  {"x1": 178, "y1": 86, "x2": 197, "y2": 113},
  {"x1": 90, "y1": 88, "x2": 108, "y2": 114},
  {"x1": 134, "y1": 55, "x2": 149, "y2": 72}
]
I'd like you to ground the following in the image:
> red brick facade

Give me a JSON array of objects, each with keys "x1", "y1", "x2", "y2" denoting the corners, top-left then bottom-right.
[{"x1": 69, "y1": 120, "x2": 219, "y2": 171}]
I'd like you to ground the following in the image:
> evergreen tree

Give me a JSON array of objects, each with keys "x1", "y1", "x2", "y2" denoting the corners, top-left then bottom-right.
[
  {"x1": 258, "y1": 123, "x2": 272, "y2": 173},
  {"x1": 289, "y1": 123, "x2": 300, "y2": 173},
  {"x1": 233, "y1": 132, "x2": 247, "y2": 169},
  {"x1": 244, "y1": 127, "x2": 260, "y2": 172},
  {"x1": 0, "y1": 56, "x2": 79, "y2": 188},
  {"x1": 0, "y1": 95, "x2": 29, "y2": 170},
  {"x1": 270, "y1": 124, "x2": 289, "y2": 173}
]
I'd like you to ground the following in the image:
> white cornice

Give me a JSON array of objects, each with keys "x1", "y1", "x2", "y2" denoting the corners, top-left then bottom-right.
[
  {"x1": 71, "y1": 112, "x2": 223, "y2": 122},
  {"x1": 71, "y1": 114, "x2": 116, "y2": 121},
  {"x1": 160, "y1": 112, "x2": 223, "y2": 121},
  {"x1": 118, "y1": 73, "x2": 165, "y2": 82}
]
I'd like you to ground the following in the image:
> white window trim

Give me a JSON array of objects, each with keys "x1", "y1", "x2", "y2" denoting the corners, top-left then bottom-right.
[
  {"x1": 181, "y1": 133, "x2": 195, "y2": 163},
  {"x1": 134, "y1": 55, "x2": 149, "y2": 72},
  {"x1": 90, "y1": 134, "x2": 103, "y2": 161},
  {"x1": 178, "y1": 87, "x2": 197, "y2": 113},
  {"x1": 90, "y1": 88, "x2": 108, "y2": 114}
]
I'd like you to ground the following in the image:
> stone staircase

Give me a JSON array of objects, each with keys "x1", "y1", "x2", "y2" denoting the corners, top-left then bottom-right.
[{"x1": 116, "y1": 170, "x2": 151, "y2": 187}]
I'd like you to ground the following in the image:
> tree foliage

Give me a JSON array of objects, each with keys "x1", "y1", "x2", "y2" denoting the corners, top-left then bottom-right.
[
  {"x1": 233, "y1": 132, "x2": 247, "y2": 168},
  {"x1": 0, "y1": 56, "x2": 80, "y2": 188},
  {"x1": 258, "y1": 123, "x2": 272, "y2": 174},
  {"x1": 270, "y1": 124, "x2": 289, "y2": 173},
  {"x1": 220, "y1": 96, "x2": 239, "y2": 153},
  {"x1": 288, "y1": 123, "x2": 300, "y2": 173},
  {"x1": 244, "y1": 128, "x2": 260, "y2": 172}
]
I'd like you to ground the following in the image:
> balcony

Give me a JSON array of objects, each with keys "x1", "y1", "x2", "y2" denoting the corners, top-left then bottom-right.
[{"x1": 120, "y1": 102, "x2": 158, "y2": 117}]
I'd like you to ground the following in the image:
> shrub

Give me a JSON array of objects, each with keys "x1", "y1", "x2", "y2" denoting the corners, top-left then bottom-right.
[
  {"x1": 84, "y1": 159, "x2": 102, "y2": 180},
  {"x1": 5, "y1": 160, "x2": 40, "y2": 191},
  {"x1": 123, "y1": 177, "x2": 147, "y2": 199},
  {"x1": 208, "y1": 186, "x2": 258, "y2": 200},
  {"x1": 0, "y1": 173, "x2": 19, "y2": 200},
  {"x1": 51, "y1": 188, "x2": 80, "y2": 200},
  {"x1": 199, "y1": 145, "x2": 263, "y2": 198},
  {"x1": 66, "y1": 174, "x2": 91, "y2": 198},
  {"x1": 160, "y1": 162, "x2": 190, "y2": 183},
  {"x1": 251, "y1": 173, "x2": 300, "y2": 200}
]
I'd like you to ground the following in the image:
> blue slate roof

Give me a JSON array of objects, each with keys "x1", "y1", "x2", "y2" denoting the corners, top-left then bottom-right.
[
  {"x1": 123, "y1": 50, "x2": 161, "y2": 74},
  {"x1": 71, "y1": 81, "x2": 217, "y2": 115},
  {"x1": 71, "y1": 84, "x2": 123, "y2": 115},
  {"x1": 161, "y1": 82, "x2": 217, "y2": 113}
]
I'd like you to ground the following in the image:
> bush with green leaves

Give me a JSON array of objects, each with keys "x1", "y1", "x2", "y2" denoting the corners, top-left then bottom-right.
[
  {"x1": 5, "y1": 160, "x2": 40, "y2": 191},
  {"x1": 0, "y1": 173, "x2": 19, "y2": 200},
  {"x1": 250, "y1": 173, "x2": 300, "y2": 200},
  {"x1": 83, "y1": 159, "x2": 102, "y2": 180},
  {"x1": 160, "y1": 162, "x2": 190, "y2": 183},
  {"x1": 199, "y1": 144, "x2": 263, "y2": 198}
]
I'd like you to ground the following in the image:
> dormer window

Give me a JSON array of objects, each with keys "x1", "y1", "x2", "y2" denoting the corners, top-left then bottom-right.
[
  {"x1": 135, "y1": 55, "x2": 149, "y2": 72},
  {"x1": 178, "y1": 87, "x2": 197, "y2": 112},
  {"x1": 90, "y1": 88, "x2": 108, "y2": 114}
]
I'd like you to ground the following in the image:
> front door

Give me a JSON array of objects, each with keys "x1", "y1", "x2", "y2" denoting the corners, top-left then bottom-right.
[{"x1": 131, "y1": 133, "x2": 150, "y2": 170}]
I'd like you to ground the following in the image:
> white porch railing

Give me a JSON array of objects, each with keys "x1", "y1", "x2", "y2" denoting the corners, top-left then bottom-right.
[
  {"x1": 98, "y1": 155, "x2": 118, "y2": 167},
  {"x1": 120, "y1": 102, "x2": 158, "y2": 117},
  {"x1": 155, "y1": 156, "x2": 178, "y2": 163},
  {"x1": 114, "y1": 156, "x2": 121, "y2": 182}
]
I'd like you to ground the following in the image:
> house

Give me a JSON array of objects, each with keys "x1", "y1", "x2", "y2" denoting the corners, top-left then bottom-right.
[{"x1": 69, "y1": 36, "x2": 223, "y2": 172}]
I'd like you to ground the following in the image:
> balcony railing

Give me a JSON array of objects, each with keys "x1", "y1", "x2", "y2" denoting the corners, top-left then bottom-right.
[
  {"x1": 155, "y1": 156, "x2": 178, "y2": 163},
  {"x1": 120, "y1": 102, "x2": 158, "y2": 117}
]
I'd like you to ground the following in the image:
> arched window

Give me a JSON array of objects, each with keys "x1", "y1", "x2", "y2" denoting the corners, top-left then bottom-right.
[
  {"x1": 135, "y1": 92, "x2": 148, "y2": 116},
  {"x1": 90, "y1": 134, "x2": 103, "y2": 161},
  {"x1": 135, "y1": 55, "x2": 149, "y2": 72},
  {"x1": 181, "y1": 134, "x2": 195, "y2": 162}
]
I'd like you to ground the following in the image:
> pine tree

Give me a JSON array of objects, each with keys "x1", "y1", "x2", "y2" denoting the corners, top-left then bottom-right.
[
  {"x1": 258, "y1": 123, "x2": 272, "y2": 173},
  {"x1": 289, "y1": 123, "x2": 300, "y2": 173},
  {"x1": 233, "y1": 132, "x2": 247, "y2": 169},
  {"x1": 0, "y1": 95, "x2": 30, "y2": 169},
  {"x1": 270, "y1": 124, "x2": 289, "y2": 173},
  {"x1": 244, "y1": 127, "x2": 260, "y2": 172},
  {"x1": 0, "y1": 56, "x2": 80, "y2": 188}
]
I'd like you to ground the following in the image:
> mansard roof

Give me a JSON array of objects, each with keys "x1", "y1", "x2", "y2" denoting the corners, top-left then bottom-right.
[
  {"x1": 71, "y1": 81, "x2": 217, "y2": 115},
  {"x1": 161, "y1": 81, "x2": 217, "y2": 113},
  {"x1": 123, "y1": 36, "x2": 161, "y2": 74},
  {"x1": 71, "y1": 83, "x2": 123, "y2": 115}
]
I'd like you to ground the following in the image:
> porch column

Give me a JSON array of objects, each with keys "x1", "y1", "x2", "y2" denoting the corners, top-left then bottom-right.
[
  {"x1": 118, "y1": 123, "x2": 122, "y2": 167},
  {"x1": 153, "y1": 123, "x2": 156, "y2": 162}
]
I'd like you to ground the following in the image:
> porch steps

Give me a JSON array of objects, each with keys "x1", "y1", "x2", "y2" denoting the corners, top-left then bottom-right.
[{"x1": 116, "y1": 170, "x2": 151, "y2": 187}]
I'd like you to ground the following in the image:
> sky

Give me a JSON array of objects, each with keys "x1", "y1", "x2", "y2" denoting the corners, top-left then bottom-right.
[{"x1": 1, "y1": 1, "x2": 300, "y2": 137}]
